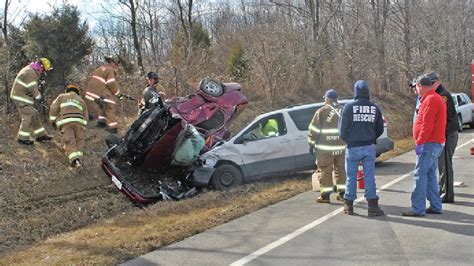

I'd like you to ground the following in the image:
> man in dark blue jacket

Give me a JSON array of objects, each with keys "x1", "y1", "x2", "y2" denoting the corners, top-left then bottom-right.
[{"x1": 339, "y1": 80, "x2": 385, "y2": 216}]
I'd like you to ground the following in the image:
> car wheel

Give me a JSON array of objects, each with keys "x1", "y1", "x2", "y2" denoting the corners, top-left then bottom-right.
[
  {"x1": 199, "y1": 78, "x2": 224, "y2": 97},
  {"x1": 211, "y1": 164, "x2": 243, "y2": 190},
  {"x1": 457, "y1": 115, "x2": 463, "y2": 132}
]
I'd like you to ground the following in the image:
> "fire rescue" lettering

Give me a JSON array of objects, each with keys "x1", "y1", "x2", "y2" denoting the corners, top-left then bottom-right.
[{"x1": 352, "y1": 105, "x2": 376, "y2": 122}]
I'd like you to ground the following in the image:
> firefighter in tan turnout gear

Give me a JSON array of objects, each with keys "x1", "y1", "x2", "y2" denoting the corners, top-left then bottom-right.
[
  {"x1": 308, "y1": 89, "x2": 346, "y2": 203},
  {"x1": 85, "y1": 56, "x2": 121, "y2": 134},
  {"x1": 10, "y1": 57, "x2": 53, "y2": 145},
  {"x1": 49, "y1": 84, "x2": 88, "y2": 168}
]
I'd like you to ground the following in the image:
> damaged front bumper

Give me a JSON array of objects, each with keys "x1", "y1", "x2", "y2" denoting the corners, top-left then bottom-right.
[{"x1": 192, "y1": 167, "x2": 215, "y2": 186}]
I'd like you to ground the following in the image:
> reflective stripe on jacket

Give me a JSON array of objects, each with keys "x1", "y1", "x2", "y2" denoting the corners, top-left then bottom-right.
[
  {"x1": 10, "y1": 65, "x2": 40, "y2": 105},
  {"x1": 86, "y1": 64, "x2": 119, "y2": 97},
  {"x1": 49, "y1": 92, "x2": 89, "y2": 128},
  {"x1": 308, "y1": 103, "x2": 345, "y2": 154}
]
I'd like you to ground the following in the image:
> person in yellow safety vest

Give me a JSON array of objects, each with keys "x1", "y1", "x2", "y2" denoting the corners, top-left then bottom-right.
[
  {"x1": 261, "y1": 118, "x2": 279, "y2": 137},
  {"x1": 308, "y1": 89, "x2": 346, "y2": 203},
  {"x1": 85, "y1": 55, "x2": 121, "y2": 134},
  {"x1": 49, "y1": 84, "x2": 88, "y2": 169},
  {"x1": 10, "y1": 57, "x2": 53, "y2": 145}
]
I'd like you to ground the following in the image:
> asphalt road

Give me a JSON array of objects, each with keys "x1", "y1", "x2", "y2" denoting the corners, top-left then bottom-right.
[{"x1": 125, "y1": 130, "x2": 474, "y2": 266}]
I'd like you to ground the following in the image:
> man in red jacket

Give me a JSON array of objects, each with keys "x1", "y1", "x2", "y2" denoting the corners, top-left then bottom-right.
[{"x1": 403, "y1": 75, "x2": 446, "y2": 217}]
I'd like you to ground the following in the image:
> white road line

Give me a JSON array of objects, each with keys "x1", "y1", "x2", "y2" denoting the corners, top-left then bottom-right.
[{"x1": 230, "y1": 138, "x2": 473, "y2": 266}]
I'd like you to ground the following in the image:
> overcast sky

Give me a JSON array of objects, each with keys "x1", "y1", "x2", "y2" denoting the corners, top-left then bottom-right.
[{"x1": 2, "y1": 0, "x2": 117, "y2": 29}]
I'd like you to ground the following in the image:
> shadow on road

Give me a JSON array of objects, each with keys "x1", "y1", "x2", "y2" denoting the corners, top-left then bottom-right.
[{"x1": 381, "y1": 204, "x2": 474, "y2": 237}]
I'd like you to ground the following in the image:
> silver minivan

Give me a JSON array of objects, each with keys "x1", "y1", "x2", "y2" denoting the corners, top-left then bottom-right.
[{"x1": 193, "y1": 100, "x2": 394, "y2": 190}]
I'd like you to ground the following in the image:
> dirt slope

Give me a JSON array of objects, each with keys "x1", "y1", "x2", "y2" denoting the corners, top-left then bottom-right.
[{"x1": 0, "y1": 119, "x2": 134, "y2": 253}]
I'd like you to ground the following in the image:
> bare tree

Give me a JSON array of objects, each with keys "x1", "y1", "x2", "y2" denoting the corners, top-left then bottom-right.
[
  {"x1": 2, "y1": 0, "x2": 12, "y2": 113},
  {"x1": 369, "y1": 0, "x2": 390, "y2": 92},
  {"x1": 119, "y1": 0, "x2": 145, "y2": 75}
]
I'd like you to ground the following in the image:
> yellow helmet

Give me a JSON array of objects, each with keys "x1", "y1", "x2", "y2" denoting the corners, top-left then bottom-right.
[
  {"x1": 65, "y1": 83, "x2": 81, "y2": 95},
  {"x1": 39, "y1": 57, "x2": 52, "y2": 72}
]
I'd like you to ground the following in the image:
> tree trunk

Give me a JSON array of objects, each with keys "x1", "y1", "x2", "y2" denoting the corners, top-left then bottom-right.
[
  {"x1": 126, "y1": 0, "x2": 144, "y2": 75},
  {"x1": 2, "y1": 0, "x2": 12, "y2": 114},
  {"x1": 370, "y1": 0, "x2": 389, "y2": 92}
]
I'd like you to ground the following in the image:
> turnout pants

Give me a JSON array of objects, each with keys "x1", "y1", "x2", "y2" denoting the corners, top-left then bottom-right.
[
  {"x1": 86, "y1": 95, "x2": 118, "y2": 129},
  {"x1": 438, "y1": 131, "x2": 458, "y2": 202},
  {"x1": 316, "y1": 151, "x2": 346, "y2": 195},
  {"x1": 61, "y1": 122, "x2": 86, "y2": 164},
  {"x1": 17, "y1": 105, "x2": 47, "y2": 141}
]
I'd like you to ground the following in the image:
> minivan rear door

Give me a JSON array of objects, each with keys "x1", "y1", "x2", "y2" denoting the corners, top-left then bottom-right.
[{"x1": 287, "y1": 105, "x2": 322, "y2": 171}]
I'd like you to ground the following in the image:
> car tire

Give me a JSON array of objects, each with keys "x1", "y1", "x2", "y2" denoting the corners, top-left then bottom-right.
[
  {"x1": 457, "y1": 115, "x2": 463, "y2": 132},
  {"x1": 199, "y1": 78, "x2": 224, "y2": 97},
  {"x1": 211, "y1": 164, "x2": 243, "y2": 190}
]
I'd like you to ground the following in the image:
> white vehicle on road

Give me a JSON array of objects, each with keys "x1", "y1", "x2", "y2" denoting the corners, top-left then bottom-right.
[
  {"x1": 451, "y1": 92, "x2": 474, "y2": 131},
  {"x1": 194, "y1": 100, "x2": 394, "y2": 189}
]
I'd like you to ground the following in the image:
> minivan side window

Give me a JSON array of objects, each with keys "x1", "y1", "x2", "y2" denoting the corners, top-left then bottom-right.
[
  {"x1": 461, "y1": 93, "x2": 471, "y2": 104},
  {"x1": 241, "y1": 113, "x2": 287, "y2": 141},
  {"x1": 288, "y1": 106, "x2": 321, "y2": 131}
]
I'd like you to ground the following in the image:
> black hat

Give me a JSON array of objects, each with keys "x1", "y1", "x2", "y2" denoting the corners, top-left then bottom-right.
[
  {"x1": 147, "y1": 71, "x2": 160, "y2": 80},
  {"x1": 426, "y1": 71, "x2": 438, "y2": 82}
]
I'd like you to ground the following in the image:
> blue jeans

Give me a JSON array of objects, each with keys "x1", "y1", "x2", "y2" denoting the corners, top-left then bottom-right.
[
  {"x1": 344, "y1": 144, "x2": 378, "y2": 201},
  {"x1": 411, "y1": 142, "x2": 443, "y2": 214}
]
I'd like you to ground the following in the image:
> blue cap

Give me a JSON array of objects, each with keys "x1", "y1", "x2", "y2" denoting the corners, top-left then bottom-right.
[{"x1": 323, "y1": 89, "x2": 338, "y2": 100}]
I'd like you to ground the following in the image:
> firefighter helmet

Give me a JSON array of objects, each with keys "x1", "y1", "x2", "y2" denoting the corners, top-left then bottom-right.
[
  {"x1": 65, "y1": 83, "x2": 81, "y2": 95},
  {"x1": 104, "y1": 55, "x2": 120, "y2": 65},
  {"x1": 39, "y1": 57, "x2": 52, "y2": 72}
]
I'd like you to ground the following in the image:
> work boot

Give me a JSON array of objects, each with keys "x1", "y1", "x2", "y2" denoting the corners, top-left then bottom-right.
[
  {"x1": 367, "y1": 199, "x2": 384, "y2": 217},
  {"x1": 425, "y1": 207, "x2": 442, "y2": 214},
  {"x1": 343, "y1": 199, "x2": 354, "y2": 215},
  {"x1": 17, "y1": 139, "x2": 34, "y2": 145},
  {"x1": 96, "y1": 120, "x2": 107, "y2": 128},
  {"x1": 316, "y1": 193, "x2": 330, "y2": 203},
  {"x1": 35, "y1": 135, "x2": 53, "y2": 142},
  {"x1": 106, "y1": 127, "x2": 118, "y2": 134}
]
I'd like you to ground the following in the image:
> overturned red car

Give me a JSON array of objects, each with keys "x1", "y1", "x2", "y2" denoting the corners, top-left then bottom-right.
[{"x1": 101, "y1": 79, "x2": 248, "y2": 204}]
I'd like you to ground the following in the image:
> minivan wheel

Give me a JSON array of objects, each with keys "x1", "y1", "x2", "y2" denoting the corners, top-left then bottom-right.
[
  {"x1": 211, "y1": 164, "x2": 243, "y2": 190},
  {"x1": 458, "y1": 115, "x2": 463, "y2": 132}
]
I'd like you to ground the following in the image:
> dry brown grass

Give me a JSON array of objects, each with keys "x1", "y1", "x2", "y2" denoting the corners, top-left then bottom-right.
[{"x1": 1, "y1": 177, "x2": 311, "y2": 265}]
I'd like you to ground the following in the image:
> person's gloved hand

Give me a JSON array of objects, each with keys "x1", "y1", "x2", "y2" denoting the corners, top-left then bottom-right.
[
  {"x1": 117, "y1": 94, "x2": 124, "y2": 100},
  {"x1": 415, "y1": 144, "x2": 424, "y2": 156},
  {"x1": 95, "y1": 96, "x2": 105, "y2": 108},
  {"x1": 309, "y1": 146, "x2": 316, "y2": 156}
]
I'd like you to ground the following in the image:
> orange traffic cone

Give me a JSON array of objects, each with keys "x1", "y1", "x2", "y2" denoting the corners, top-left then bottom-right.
[{"x1": 357, "y1": 162, "x2": 364, "y2": 189}]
